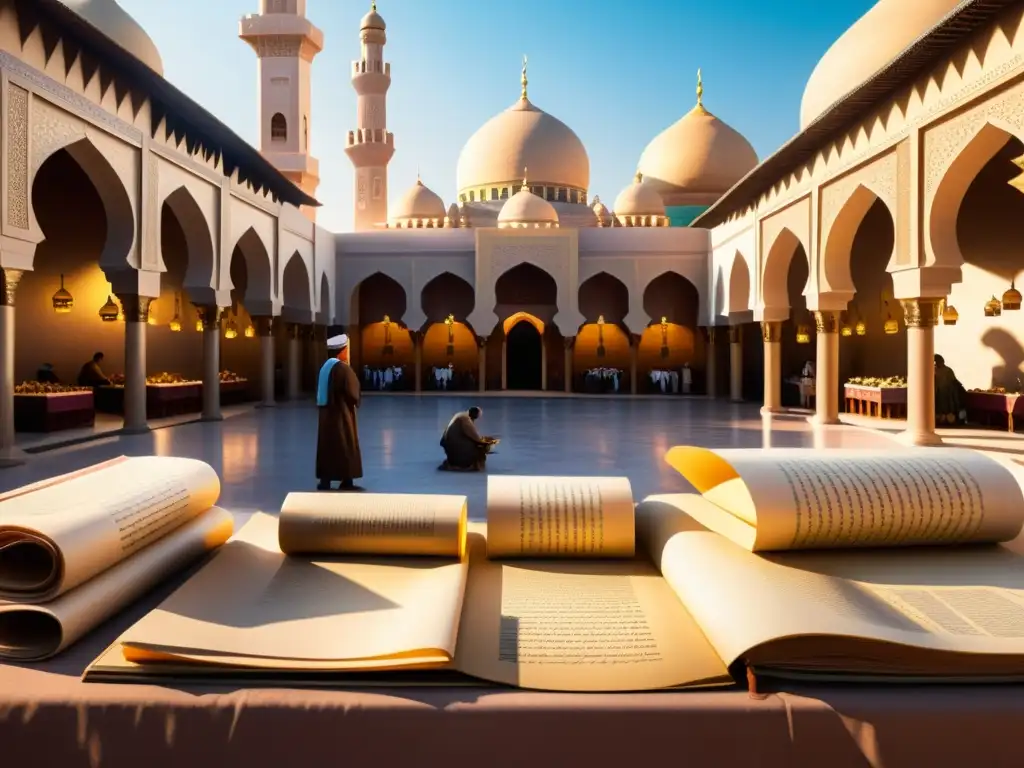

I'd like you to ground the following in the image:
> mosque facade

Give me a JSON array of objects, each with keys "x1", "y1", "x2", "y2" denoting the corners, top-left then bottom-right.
[{"x1": 0, "y1": 0, "x2": 1020, "y2": 457}]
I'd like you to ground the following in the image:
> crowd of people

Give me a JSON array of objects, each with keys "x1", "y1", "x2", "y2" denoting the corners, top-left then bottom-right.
[{"x1": 361, "y1": 365, "x2": 410, "y2": 391}]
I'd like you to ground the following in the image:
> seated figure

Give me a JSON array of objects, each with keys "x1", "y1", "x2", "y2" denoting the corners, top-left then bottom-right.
[
  {"x1": 439, "y1": 406, "x2": 495, "y2": 472},
  {"x1": 934, "y1": 354, "x2": 966, "y2": 425}
]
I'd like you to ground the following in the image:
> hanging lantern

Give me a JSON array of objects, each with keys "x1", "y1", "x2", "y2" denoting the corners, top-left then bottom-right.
[
  {"x1": 941, "y1": 298, "x2": 958, "y2": 326},
  {"x1": 116, "y1": 300, "x2": 125, "y2": 322},
  {"x1": 244, "y1": 323, "x2": 255, "y2": 338},
  {"x1": 840, "y1": 324, "x2": 852, "y2": 337},
  {"x1": 795, "y1": 325, "x2": 811, "y2": 344},
  {"x1": 382, "y1": 314, "x2": 393, "y2": 355},
  {"x1": 1002, "y1": 281, "x2": 1021, "y2": 311},
  {"x1": 444, "y1": 313, "x2": 455, "y2": 343},
  {"x1": 855, "y1": 320, "x2": 867, "y2": 336},
  {"x1": 884, "y1": 315, "x2": 898, "y2": 334},
  {"x1": 224, "y1": 318, "x2": 238, "y2": 339},
  {"x1": 985, "y1": 296, "x2": 1002, "y2": 317},
  {"x1": 98, "y1": 295, "x2": 119, "y2": 322},
  {"x1": 147, "y1": 301, "x2": 157, "y2": 325},
  {"x1": 169, "y1": 293, "x2": 182, "y2": 332},
  {"x1": 196, "y1": 318, "x2": 205, "y2": 332},
  {"x1": 51, "y1": 274, "x2": 73, "y2": 314}
]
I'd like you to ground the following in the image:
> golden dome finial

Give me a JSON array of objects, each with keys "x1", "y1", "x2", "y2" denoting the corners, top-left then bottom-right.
[
  {"x1": 371, "y1": 1, "x2": 377, "y2": 11},
  {"x1": 522, "y1": 166, "x2": 529, "y2": 191},
  {"x1": 521, "y1": 54, "x2": 528, "y2": 100},
  {"x1": 634, "y1": 170, "x2": 643, "y2": 184},
  {"x1": 696, "y1": 68, "x2": 703, "y2": 107}
]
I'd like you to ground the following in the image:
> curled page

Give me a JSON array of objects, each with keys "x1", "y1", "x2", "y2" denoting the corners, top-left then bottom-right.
[
  {"x1": 486, "y1": 476, "x2": 635, "y2": 559},
  {"x1": 665, "y1": 446, "x2": 1024, "y2": 551},
  {"x1": 0, "y1": 506, "x2": 233, "y2": 661},
  {"x1": 278, "y1": 492, "x2": 467, "y2": 558},
  {"x1": 0, "y1": 456, "x2": 221, "y2": 602}
]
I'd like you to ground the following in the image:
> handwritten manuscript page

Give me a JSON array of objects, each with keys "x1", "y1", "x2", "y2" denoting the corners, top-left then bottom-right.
[
  {"x1": 665, "y1": 447, "x2": 1024, "y2": 552},
  {"x1": 486, "y1": 476, "x2": 635, "y2": 558},
  {"x1": 118, "y1": 513, "x2": 468, "y2": 670},
  {"x1": 0, "y1": 506, "x2": 233, "y2": 661},
  {"x1": 279, "y1": 492, "x2": 467, "y2": 558},
  {"x1": 0, "y1": 456, "x2": 221, "y2": 602}
]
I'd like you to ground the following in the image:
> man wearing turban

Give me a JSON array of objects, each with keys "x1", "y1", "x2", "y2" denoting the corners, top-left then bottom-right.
[{"x1": 315, "y1": 334, "x2": 364, "y2": 491}]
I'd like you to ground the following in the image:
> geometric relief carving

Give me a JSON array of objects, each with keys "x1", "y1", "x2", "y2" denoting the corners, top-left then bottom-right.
[
  {"x1": 144, "y1": 152, "x2": 159, "y2": 269},
  {"x1": 895, "y1": 139, "x2": 911, "y2": 266},
  {"x1": 819, "y1": 149, "x2": 898, "y2": 239},
  {"x1": 30, "y1": 97, "x2": 87, "y2": 177},
  {"x1": 923, "y1": 74, "x2": 1024, "y2": 198},
  {"x1": 6, "y1": 85, "x2": 29, "y2": 229}
]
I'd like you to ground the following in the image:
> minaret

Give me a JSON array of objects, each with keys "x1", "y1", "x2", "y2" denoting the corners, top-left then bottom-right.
[
  {"x1": 239, "y1": 0, "x2": 323, "y2": 220},
  {"x1": 345, "y1": 1, "x2": 395, "y2": 231}
]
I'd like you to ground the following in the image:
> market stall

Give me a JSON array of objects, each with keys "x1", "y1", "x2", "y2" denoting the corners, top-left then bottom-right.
[
  {"x1": 843, "y1": 376, "x2": 908, "y2": 419},
  {"x1": 13, "y1": 383, "x2": 95, "y2": 432}
]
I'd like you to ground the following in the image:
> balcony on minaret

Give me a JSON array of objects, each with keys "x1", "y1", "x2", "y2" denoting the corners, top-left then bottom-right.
[
  {"x1": 239, "y1": 13, "x2": 324, "y2": 55},
  {"x1": 345, "y1": 128, "x2": 395, "y2": 166},
  {"x1": 351, "y1": 59, "x2": 391, "y2": 96}
]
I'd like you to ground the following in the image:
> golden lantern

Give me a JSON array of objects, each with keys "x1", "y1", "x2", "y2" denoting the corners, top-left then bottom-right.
[
  {"x1": 244, "y1": 323, "x2": 255, "y2": 338},
  {"x1": 168, "y1": 293, "x2": 182, "y2": 332},
  {"x1": 882, "y1": 300, "x2": 898, "y2": 334},
  {"x1": 1002, "y1": 281, "x2": 1021, "y2": 311},
  {"x1": 51, "y1": 274, "x2": 73, "y2": 313},
  {"x1": 840, "y1": 313, "x2": 853, "y2": 337},
  {"x1": 855, "y1": 320, "x2": 867, "y2": 336},
  {"x1": 985, "y1": 295, "x2": 1002, "y2": 317},
  {"x1": 660, "y1": 316, "x2": 670, "y2": 358},
  {"x1": 940, "y1": 298, "x2": 958, "y2": 326},
  {"x1": 196, "y1": 318, "x2": 205, "y2": 332},
  {"x1": 795, "y1": 325, "x2": 811, "y2": 344},
  {"x1": 98, "y1": 295, "x2": 119, "y2": 322},
  {"x1": 444, "y1": 313, "x2": 455, "y2": 343},
  {"x1": 224, "y1": 318, "x2": 238, "y2": 339},
  {"x1": 116, "y1": 301, "x2": 125, "y2": 322},
  {"x1": 147, "y1": 301, "x2": 157, "y2": 325},
  {"x1": 382, "y1": 314, "x2": 393, "y2": 355}
]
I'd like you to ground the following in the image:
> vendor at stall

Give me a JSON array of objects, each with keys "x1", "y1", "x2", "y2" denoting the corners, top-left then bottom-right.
[
  {"x1": 77, "y1": 352, "x2": 110, "y2": 387},
  {"x1": 934, "y1": 354, "x2": 967, "y2": 425},
  {"x1": 36, "y1": 363, "x2": 59, "y2": 384}
]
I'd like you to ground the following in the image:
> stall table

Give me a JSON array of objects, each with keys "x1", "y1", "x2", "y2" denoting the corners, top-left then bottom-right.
[
  {"x1": 13, "y1": 390, "x2": 95, "y2": 432},
  {"x1": 844, "y1": 384, "x2": 907, "y2": 419},
  {"x1": 95, "y1": 383, "x2": 203, "y2": 418},
  {"x1": 218, "y1": 379, "x2": 250, "y2": 406},
  {"x1": 966, "y1": 390, "x2": 1024, "y2": 432}
]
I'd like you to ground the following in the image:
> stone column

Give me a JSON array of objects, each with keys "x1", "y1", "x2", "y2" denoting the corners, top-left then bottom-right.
[
  {"x1": 703, "y1": 326, "x2": 717, "y2": 398},
  {"x1": 254, "y1": 316, "x2": 275, "y2": 407},
  {"x1": 477, "y1": 337, "x2": 487, "y2": 392},
  {"x1": 630, "y1": 336, "x2": 639, "y2": 394},
  {"x1": 761, "y1": 321, "x2": 783, "y2": 413},
  {"x1": 729, "y1": 325, "x2": 743, "y2": 402},
  {"x1": 540, "y1": 336, "x2": 547, "y2": 391},
  {"x1": 118, "y1": 294, "x2": 152, "y2": 433},
  {"x1": 813, "y1": 311, "x2": 841, "y2": 425},
  {"x1": 564, "y1": 338, "x2": 573, "y2": 393},
  {"x1": 412, "y1": 332, "x2": 423, "y2": 392},
  {"x1": 197, "y1": 305, "x2": 224, "y2": 421},
  {"x1": 501, "y1": 338, "x2": 507, "y2": 390},
  {"x1": 0, "y1": 270, "x2": 24, "y2": 464},
  {"x1": 287, "y1": 324, "x2": 301, "y2": 400},
  {"x1": 900, "y1": 298, "x2": 942, "y2": 446},
  {"x1": 347, "y1": 324, "x2": 361, "y2": 371}
]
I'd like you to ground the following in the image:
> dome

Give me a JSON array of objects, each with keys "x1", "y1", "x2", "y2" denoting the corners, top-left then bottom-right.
[
  {"x1": 637, "y1": 73, "x2": 757, "y2": 207},
  {"x1": 457, "y1": 60, "x2": 589, "y2": 196},
  {"x1": 800, "y1": 0, "x2": 961, "y2": 129},
  {"x1": 60, "y1": 0, "x2": 163, "y2": 75},
  {"x1": 360, "y1": 3, "x2": 386, "y2": 32},
  {"x1": 613, "y1": 172, "x2": 666, "y2": 216},
  {"x1": 591, "y1": 196, "x2": 610, "y2": 226},
  {"x1": 497, "y1": 182, "x2": 559, "y2": 229},
  {"x1": 391, "y1": 177, "x2": 446, "y2": 223}
]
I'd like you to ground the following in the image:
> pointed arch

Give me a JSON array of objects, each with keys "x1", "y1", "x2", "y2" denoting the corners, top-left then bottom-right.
[
  {"x1": 578, "y1": 271, "x2": 629, "y2": 324},
  {"x1": 762, "y1": 227, "x2": 808, "y2": 310},
  {"x1": 728, "y1": 251, "x2": 752, "y2": 315},
  {"x1": 355, "y1": 271, "x2": 408, "y2": 325},
  {"x1": 317, "y1": 272, "x2": 332, "y2": 325},
  {"x1": 930, "y1": 121, "x2": 1024, "y2": 268},
  {"x1": 163, "y1": 186, "x2": 215, "y2": 290},
  {"x1": 230, "y1": 227, "x2": 273, "y2": 310},
  {"x1": 822, "y1": 184, "x2": 893, "y2": 295},
  {"x1": 494, "y1": 262, "x2": 558, "y2": 306},
  {"x1": 421, "y1": 272, "x2": 476, "y2": 326},
  {"x1": 642, "y1": 270, "x2": 699, "y2": 327},
  {"x1": 31, "y1": 138, "x2": 134, "y2": 269},
  {"x1": 281, "y1": 251, "x2": 312, "y2": 322}
]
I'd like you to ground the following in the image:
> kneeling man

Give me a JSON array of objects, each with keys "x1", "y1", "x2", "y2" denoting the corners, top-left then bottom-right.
[{"x1": 440, "y1": 406, "x2": 491, "y2": 472}]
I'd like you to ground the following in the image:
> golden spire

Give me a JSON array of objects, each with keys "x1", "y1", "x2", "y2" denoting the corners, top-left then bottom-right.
[
  {"x1": 521, "y1": 55, "x2": 528, "y2": 100},
  {"x1": 522, "y1": 166, "x2": 529, "y2": 192},
  {"x1": 371, "y1": 1, "x2": 377, "y2": 10},
  {"x1": 634, "y1": 170, "x2": 643, "y2": 184},
  {"x1": 694, "y1": 68, "x2": 707, "y2": 114},
  {"x1": 416, "y1": 167, "x2": 422, "y2": 184}
]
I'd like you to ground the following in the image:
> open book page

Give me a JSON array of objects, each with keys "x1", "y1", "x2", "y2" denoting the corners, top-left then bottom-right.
[
  {"x1": 486, "y1": 476, "x2": 635, "y2": 558},
  {"x1": 454, "y1": 524, "x2": 730, "y2": 691},
  {"x1": 0, "y1": 506, "x2": 233, "y2": 662},
  {"x1": 641, "y1": 495, "x2": 1024, "y2": 677},
  {"x1": 665, "y1": 446, "x2": 1024, "y2": 551},
  {"x1": 278, "y1": 492, "x2": 467, "y2": 558},
  {"x1": 117, "y1": 513, "x2": 469, "y2": 670},
  {"x1": 0, "y1": 456, "x2": 221, "y2": 602}
]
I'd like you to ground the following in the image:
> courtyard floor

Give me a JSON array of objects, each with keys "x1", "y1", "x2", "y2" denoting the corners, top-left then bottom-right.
[{"x1": 0, "y1": 396, "x2": 913, "y2": 521}]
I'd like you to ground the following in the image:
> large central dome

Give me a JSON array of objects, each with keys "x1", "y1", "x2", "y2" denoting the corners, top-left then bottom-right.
[
  {"x1": 60, "y1": 0, "x2": 164, "y2": 75},
  {"x1": 456, "y1": 64, "x2": 589, "y2": 197}
]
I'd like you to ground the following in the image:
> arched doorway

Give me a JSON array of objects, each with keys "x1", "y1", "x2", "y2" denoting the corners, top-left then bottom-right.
[
  {"x1": 639, "y1": 271, "x2": 700, "y2": 394},
  {"x1": 576, "y1": 271, "x2": 630, "y2": 393},
  {"x1": 420, "y1": 271, "x2": 478, "y2": 391},
  {"x1": 493, "y1": 263, "x2": 558, "y2": 391},
  {"x1": 506, "y1": 317, "x2": 543, "y2": 390},
  {"x1": 354, "y1": 272, "x2": 413, "y2": 391}
]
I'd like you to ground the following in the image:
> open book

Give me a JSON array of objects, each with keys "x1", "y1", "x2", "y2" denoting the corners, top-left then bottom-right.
[
  {"x1": 0, "y1": 456, "x2": 233, "y2": 660},
  {"x1": 85, "y1": 476, "x2": 731, "y2": 692},
  {"x1": 661, "y1": 446, "x2": 1024, "y2": 552}
]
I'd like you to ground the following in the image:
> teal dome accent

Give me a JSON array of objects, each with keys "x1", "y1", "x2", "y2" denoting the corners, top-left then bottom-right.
[{"x1": 666, "y1": 205, "x2": 708, "y2": 227}]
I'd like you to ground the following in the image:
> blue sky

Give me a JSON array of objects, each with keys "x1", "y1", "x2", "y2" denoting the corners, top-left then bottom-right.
[{"x1": 118, "y1": 0, "x2": 875, "y2": 232}]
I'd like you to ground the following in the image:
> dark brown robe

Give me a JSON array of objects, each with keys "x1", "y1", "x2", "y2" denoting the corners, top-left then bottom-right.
[
  {"x1": 316, "y1": 362, "x2": 363, "y2": 481},
  {"x1": 441, "y1": 411, "x2": 488, "y2": 470}
]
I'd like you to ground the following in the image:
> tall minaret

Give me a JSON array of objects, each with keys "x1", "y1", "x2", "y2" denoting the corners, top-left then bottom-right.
[
  {"x1": 345, "y1": 1, "x2": 395, "y2": 231},
  {"x1": 239, "y1": 0, "x2": 323, "y2": 220}
]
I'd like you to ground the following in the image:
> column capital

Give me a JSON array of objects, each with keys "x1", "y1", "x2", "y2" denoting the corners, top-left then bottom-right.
[
  {"x1": 476, "y1": 335, "x2": 488, "y2": 349},
  {"x1": 194, "y1": 304, "x2": 225, "y2": 329},
  {"x1": 761, "y1": 321, "x2": 783, "y2": 343},
  {"x1": 253, "y1": 315, "x2": 275, "y2": 337},
  {"x1": 0, "y1": 269, "x2": 23, "y2": 307},
  {"x1": 287, "y1": 322, "x2": 302, "y2": 340},
  {"x1": 728, "y1": 325, "x2": 741, "y2": 344},
  {"x1": 702, "y1": 326, "x2": 717, "y2": 344},
  {"x1": 900, "y1": 298, "x2": 942, "y2": 328},
  {"x1": 814, "y1": 310, "x2": 839, "y2": 334},
  {"x1": 563, "y1": 336, "x2": 575, "y2": 351},
  {"x1": 116, "y1": 293, "x2": 153, "y2": 323}
]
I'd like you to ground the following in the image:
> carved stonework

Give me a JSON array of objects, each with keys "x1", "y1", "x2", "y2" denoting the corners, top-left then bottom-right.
[
  {"x1": 819, "y1": 150, "x2": 898, "y2": 241},
  {"x1": 761, "y1": 321, "x2": 782, "y2": 343},
  {"x1": 6, "y1": 85, "x2": 29, "y2": 230},
  {"x1": 1, "y1": 269, "x2": 23, "y2": 306},
  {"x1": 814, "y1": 311, "x2": 839, "y2": 334},
  {"x1": 195, "y1": 305, "x2": 224, "y2": 329},
  {"x1": 118, "y1": 294, "x2": 153, "y2": 323},
  {"x1": 143, "y1": 152, "x2": 159, "y2": 270},
  {"x1": 900, "y1": 298, "x2": 941, "y2": 328},
  {"x1": 923, "y1": 73, "x2": 1024, "y2": 198},
  {"x1": 894, "y1": 139, "x2": 912, "y2": 267},
  {"x1": 254, "y1": 38, "x2": 303, "y2": 58},
  {"x1": 30, "y1": 98, "x2": 88, "y2": 178},
  {"x1": 728, "y1": 325, "x2": 741, "y2": 344}
]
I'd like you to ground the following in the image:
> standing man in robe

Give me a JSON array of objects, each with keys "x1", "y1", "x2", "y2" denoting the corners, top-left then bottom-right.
[{"x1": 316, "y1": 334, "x2": 364, "y2": 491}]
